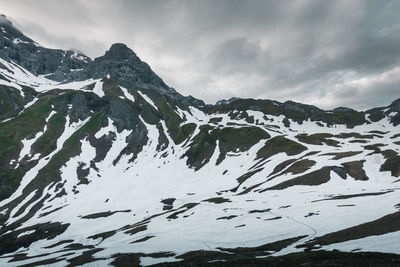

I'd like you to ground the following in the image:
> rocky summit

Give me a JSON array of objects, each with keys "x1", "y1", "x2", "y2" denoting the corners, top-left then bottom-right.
[{"x1": 0, "y1": 14, "x2": 400, "y2": 266}]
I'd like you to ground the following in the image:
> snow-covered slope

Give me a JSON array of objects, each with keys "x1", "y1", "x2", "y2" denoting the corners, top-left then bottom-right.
[{"x1": 0, "y1": 15, "x2": 400, "y2": 267}]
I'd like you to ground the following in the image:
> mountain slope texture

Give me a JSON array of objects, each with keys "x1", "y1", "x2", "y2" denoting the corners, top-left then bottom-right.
[{"x1": 0, "y1": 15, "x2": 400, "y2": 266}]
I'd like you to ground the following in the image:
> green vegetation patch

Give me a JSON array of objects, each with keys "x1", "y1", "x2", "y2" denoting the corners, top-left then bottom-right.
[
  {"x1": 150, "y1": 93, "x2": 197, "y2": 144},
  {"x1": 208, "y1": 117, "x2": 223, "y2": 124},
  {"x1": 268, "y1": 159, "x2": 297, "y2": 177},
  {"x1": 322, "y1": 151, "x2": 362, "y2": 160},
  {"x1": 161, "y1": 250, "x2": 400, "y2": 266},
  {"x1": 296, "y1": 133, "x2": 340, "y2": 147},
  {"x1": 184, "y1": 126, "x2": 217, "y2": 170},
  {"x1": 0, "y1": 96, "x2": 52, "y2": 140},
  {"x1": 31, "y1": 111, "x2": 66, "y2": 157},
  {"x1": 185, "y1": 126, "x2": 270, "y2": 169},
  {"x1": 281, "y1": 159, "x2": 316, "y2": 175},
  {"x1": 342, "y1": 160, "x2": 368, "y2": 180},
  {"x1": 0, "y1": 97, "x2": 54, "y2": 200},
  {"x1": 263, "y1": 167, "x2": 331, "y2": 191},
  {"x1": 174, "y1": 123, "x2": 196, "y2": 145},
  {"x1": 368, "y1": 110, "x2": 385, "y2": 122},
  {"x1": 33, "y1": 111, "x2": 107, "y2": 190},
  {"x1": 257, "y1": 136, "x2": 307, "y2": 160},
  {"x1": 0, "y1": 136, "x2": 20, "y2": 160},
  {"x1": 336, "y1": 132, "x2": 375, "y2": 139},
  {"x1": 310, "y1": 111, "x2": 366, "y2": 128},
  {"x1": 302, "y1": 211, "x2": 400, "y2": 250},
  {"x1": 0, "y1": 86, "x2": 25, "y2": 120},
  {"x1": 0, "y1": 167, "x2": 28, "y2": 201},
  {"x1": 380, "y1": 156, "x2": 400, "y2": 177},
  {"x1": 216, "y1": 127, "x2": 270, "y2": 164},
  {"x1": 103, "y1": 81, "x2": 123, "y2": 97}
]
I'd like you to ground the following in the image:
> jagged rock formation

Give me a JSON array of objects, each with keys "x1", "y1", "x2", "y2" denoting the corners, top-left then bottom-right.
[
  {"x1": 0, "y1": 14, "x2": 400, "y2": 266},
  {"x1": 0, "y1": 15, "x2": 203, "y2": 107},
  {"x1": 0, "y1": 15, "x2": 91, "y2": 80}
]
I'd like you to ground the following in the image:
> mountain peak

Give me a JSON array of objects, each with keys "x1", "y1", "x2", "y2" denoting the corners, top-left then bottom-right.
[
  {"x1": 104, "y1": 43, "x2": 137, "y2": 60},
  {"x1": 0, "y1": 14, "x2": 12, "y2": 27},
  {"x1": 390, "y1": 98, "x2": 400, "y2": 111}
]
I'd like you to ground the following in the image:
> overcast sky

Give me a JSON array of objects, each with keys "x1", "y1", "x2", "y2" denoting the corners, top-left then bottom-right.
[{"x1": 1, "y1": 0, "x2": 400, "y2": 109}]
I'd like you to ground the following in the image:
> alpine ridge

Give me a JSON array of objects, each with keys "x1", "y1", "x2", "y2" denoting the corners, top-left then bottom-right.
[{"x1": 0, "y1": 14, "x2": 400, "y2": 266}]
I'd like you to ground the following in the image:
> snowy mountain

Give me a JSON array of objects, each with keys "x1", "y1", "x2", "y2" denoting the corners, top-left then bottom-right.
[{"x1": 0, "y1": 14, "x2": 400, "y2": 266}]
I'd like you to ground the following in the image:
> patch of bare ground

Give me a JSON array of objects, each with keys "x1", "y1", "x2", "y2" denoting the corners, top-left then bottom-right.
[
  {"x1": 296, "y1": 133, "x2": 340, "y2": 147},
  {"x1": 380, "y1": 156, "x2": 400, "y2": 177},
  {"x1": 300, "y1": 151, "x2": 320, "y2": 158},
  {"x1": 202, "y1": 197, "x2": 231, "y2": 204},
  {"x1": 216, "y1": 215, "x2": 238, "y2": 220},
  {"x1": 368, "y1": 130, "x2": 389, "y2": 135},
  {"x1": 268, "y1": 159, "x2": 296, "y2": 177},
  {"x1": 322, "y1": 151, "x2": 362, "y2": 160},
  {"x1": 248, "y1": 209, "x2": 271, "y2": 214},
  {"x1": 256, "y1": 136, "x2": 307, "y2": 160},
  {"x1": 156, "y1": 251, "x2": 400, "y2": 267},
  {"x1": 17, "y1": 257, "x2": 67, "y2": 267},
  {"x1": 382, "y1": 149, "x2": 398, "y2": 159},
  {"x1": 228, "y1": 168, "x2": 264, "y2": 193},
  {"x1": 130, "y1": 236, "x2": 154, "y2": 244},
  {"x1": 0, "y1": 222, "x2": 69, "y2": 255},
  {"x1": 161, "y1": 198, "x2": 175, "y2": 210},
  {"x1": 313, "y1": 191, "x2": 393, "y2": 202},
  {"x1": 125, "y1": 225, "x2": 147, "y2": 236},
  {"x1": 164, "y1": 236, "x2": 306, "y2": 265},
  {"x1": 261, "y1": 166, "x2": 341, "y2": 191},
  {"x1": 364, "y1": 143, "x2": 387, "y2": 154},
  {"x1": 280, "y1": 159, "x2": 316, "y2": 175},
  {"x1": 266, "y1": 159, "x2": 315, "y2": 182},
  {"x1": 44, "y1": 239, "x2": 73, "y2": 249},
  {"x1": 80, "y1": 210, "x2": 131, "y2": 219},
  {"x1": 350, "y1": 139, "x2": 369, "y2": 144},
  {"x1": 88, "y1": 229, "x2": 118, "y2": 241},
  {"x1": 341, "y1": 160, "x2": 369, "y2": 180},
  {"x1": 166, "y1": 203, "x2": 199, "y2": 219},
  {"x1": 299, "y1": 211, "x2": 400, "y2": 250},
  {"x1": 111, "y1": 252, "x2": 175, "y2": 267},
  {"x1": 337, "y1": 132, "x2": 377, "y2": 139},
  {"x1": 265, "y1": 216, "x2": 282, "y2": 220},
  {"x1": 391, "y1": 133, "x2": 400, "y2": 139},
  {"x1": 66, "y1": 248, "x2": 105, "y2": 266}
]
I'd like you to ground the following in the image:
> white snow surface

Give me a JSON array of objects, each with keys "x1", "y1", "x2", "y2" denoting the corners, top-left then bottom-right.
[
  {"x1": 120, "y1": 86, "x2": 135, "y2": 103},
  {"x1": 92, "y1": 80, "x2": 104, "y2": 97},
  {"x1": 138, "y1": 90, "x2": 158, "y2": 110},
  {"x1": 0, "y1": 111, "x2": 399, "y2": 266},
  {"x1": 0, "y1": 60, "x2": 399, "y2": 266}
]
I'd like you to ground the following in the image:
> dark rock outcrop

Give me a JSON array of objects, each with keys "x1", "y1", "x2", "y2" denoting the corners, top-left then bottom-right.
[{"x1": 0, "y1": 15, "x2": 91, "y2": 80}]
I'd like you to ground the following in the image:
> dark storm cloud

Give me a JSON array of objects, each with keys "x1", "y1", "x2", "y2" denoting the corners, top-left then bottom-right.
[
  {"x1": 1, "y1": 0, "x2": 400, "y2": 109},
  {"x1": 15, "y1": 19, "x2": 107, "y2": 56},
  {"x1": 210, "y1": 38, "x2": 270, "y2": 75}
]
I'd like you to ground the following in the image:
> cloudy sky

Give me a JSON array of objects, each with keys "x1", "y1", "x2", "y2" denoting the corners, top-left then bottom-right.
[{"x1": 1, "y1": 0, "x2": 400, "y2": 109}]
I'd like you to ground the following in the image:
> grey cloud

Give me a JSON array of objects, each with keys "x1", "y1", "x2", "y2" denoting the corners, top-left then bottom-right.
[
  {"x1": 0, "y1": 0, "x2": 399, "y2": 109},
  {"x1": 210, "y1": 38, "x2": 270, "y2": 75},
  {"x1": 15, "y1": 19, "x2": 107, "y2": 56}
]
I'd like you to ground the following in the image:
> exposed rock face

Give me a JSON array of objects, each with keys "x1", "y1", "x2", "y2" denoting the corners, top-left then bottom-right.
[
  {"x1": 0, "y1": 14, "x2": 400, "y2": 267},
  {"x1": 88, "y1": 43, "x2": 170, "y2": 92},
  {"x1": 390, "y1": 98, "x2": 400, "y2": 112},
  {"x1": 216, "y1": 97, "x2": 241, "y2": 105},
  {"x1": 281, "y1": 100, "x2": 321, "y2": 114},
  {"x1": 333, "y1": 107, "x2": 357, "y2": 113},
  {"x1": 0, "y1": 15, "x2": 91, "y2": 79},
  {"x1": 0, "y1": 15, "x2": 204, "y2": 106}
]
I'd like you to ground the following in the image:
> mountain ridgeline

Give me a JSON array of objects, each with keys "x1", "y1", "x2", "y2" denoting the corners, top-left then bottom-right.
[{"x1": 0, "y1": 14, "x2": 400, "y2": 266}]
